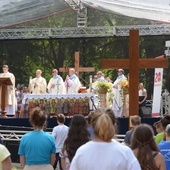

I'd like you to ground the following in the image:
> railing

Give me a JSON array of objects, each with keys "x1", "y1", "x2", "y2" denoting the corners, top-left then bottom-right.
[{"x1": 0, "y1": 129, "x2": 125, "y2": 142}]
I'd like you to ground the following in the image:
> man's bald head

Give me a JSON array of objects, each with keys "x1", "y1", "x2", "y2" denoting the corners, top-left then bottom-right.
[
  {"x1": 69, "y1": 68, "x2": 75, "y2": 76},
  {"x1": 52, "y1": 69, "x2": 58, "y2": 76}
]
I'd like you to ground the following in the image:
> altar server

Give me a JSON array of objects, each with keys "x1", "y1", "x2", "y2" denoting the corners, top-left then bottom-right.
[
  {"x1": 47, "y1": 69, "x2": 66, "y2": 94},
  {"x1": 29, "y1": 69, "x2": 47, "y2": 94}
]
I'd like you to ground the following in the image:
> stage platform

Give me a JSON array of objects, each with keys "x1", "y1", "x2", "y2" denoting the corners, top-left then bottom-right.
[{"x1": 0, "y1": 117, "x2": 161, "y2": 134}]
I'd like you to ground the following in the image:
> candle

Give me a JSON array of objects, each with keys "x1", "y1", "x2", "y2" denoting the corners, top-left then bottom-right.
[
  {"x1": 29, "y1": 76, "x2": 32, "y2": 84},
  {"x1": 89, "y1": 75, "x2": 92, "y2": 84}
]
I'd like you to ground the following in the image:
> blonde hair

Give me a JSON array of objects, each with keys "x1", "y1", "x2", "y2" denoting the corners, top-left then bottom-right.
[
  {"x1": 36, "y1": 69, "x2": 42, "y2": 74},
  {"x1": 131, "y1": 115, "x2": 141, "y2": 126},
  {"x1": 91, "y1": 110, "x2": 115, "y2": 142}
]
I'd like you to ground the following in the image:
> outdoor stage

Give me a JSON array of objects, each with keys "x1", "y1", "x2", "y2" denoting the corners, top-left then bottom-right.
[{"x1": 0, "y1": 117, "x2": 160, "y2": 134}]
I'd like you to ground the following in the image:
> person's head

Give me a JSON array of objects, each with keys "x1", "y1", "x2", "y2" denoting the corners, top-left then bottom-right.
[
  {"x1": 16, "y1": 84, "x2": 21, "y2": 90},
  {"x1": 154, "y1": 121, "x2": 163, "y2": 134},
  {"x1": 2, "y1": 65, "x2": 9, "y2": 73},
  {"x1": 69, "y1": 68, "x2": 75, "y2": 76},
  {"x1": 131, "y1": 115, "x2": 141, "y2": 127},
  {"x1": 165, "y1": 124, "x2": 170, "y2": 139},
  {"x1": 96, "y1": 71, "x2": 103, "y2": 78},
  {"x1": 93, "y1": 75, "x2": 97, "y2": 82},
  {"x1": 161, "y1": 115, "x2": 170, "y2": 130},
  {"x1": 65, "y1": 114, "x2": 90, "y2": 162},
  {"x1": 91, "y1": 109, "x2": 115, "y2": 142},
  {"x1": 57, "y1": 113, "x2": 65, "y2": 124},
  {"x1": 139, "y1": 83, "x2": 144, "y2": 90},
  {"x1": 36, "y1": 69, "x2": 42, "y2": 78},
  {"x1": 30, "y1": 108, "x2": 46, "y2": 129},
  {"x1": 23, "y1": 86, "x2": 28, "y2": 92},
  {"x1": 131, "y1": 124, "x2": 159, "y2": 169},
  {"x1": 52, "y1": 69, "x2": 58, "y2": 77},
  {"x1": 117, "y1": 69, "x2": 124, "y2": 76},
  {"x1": 69, "y1": 114, "x2": 87, "y2": 130}
]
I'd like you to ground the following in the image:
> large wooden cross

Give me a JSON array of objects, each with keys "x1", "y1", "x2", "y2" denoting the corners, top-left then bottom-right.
[
  {"x1": 101, "y1": 30, "x2": 168, "y2": 116},
  {"x1": 59, "y1": 51, "x2": 95, "y2": 76}
]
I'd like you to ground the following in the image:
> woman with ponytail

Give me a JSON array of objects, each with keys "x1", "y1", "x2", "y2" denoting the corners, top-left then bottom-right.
[
  {"x1": 70, "y1": 109, "x2": 141, "y2": 170},
  {"x1": 131, "y1": 124, "x2": 165, "y2": 170}
]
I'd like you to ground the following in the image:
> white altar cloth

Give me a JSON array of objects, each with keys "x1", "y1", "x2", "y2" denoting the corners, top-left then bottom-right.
[{"x1": 22, "y1": 93, "x2": 94, "y2": 104}]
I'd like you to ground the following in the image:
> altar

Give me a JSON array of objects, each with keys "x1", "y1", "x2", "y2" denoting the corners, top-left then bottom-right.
[{"x1": 22, "y1": 93, "x2": 95, "y2": 117}]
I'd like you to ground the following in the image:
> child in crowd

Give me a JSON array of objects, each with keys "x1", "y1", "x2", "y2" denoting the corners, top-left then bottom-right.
[
  {"x1": 124, "y1": 115, "x2": 141, "y2": 146},
  {"x1": 52, "y1": 113, "x2": 68, "y2": 170},
  {"x1": 154, "y1": 120, "x2": 164, "y2": 144}
]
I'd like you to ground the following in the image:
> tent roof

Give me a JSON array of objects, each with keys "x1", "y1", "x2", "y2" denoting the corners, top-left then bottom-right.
[
  {"x1": 0, "y1": 0, "x2": 70, "y2": 28},
  {"x1": 0, "y1": 0, "x2": 170, "y2": 29}
]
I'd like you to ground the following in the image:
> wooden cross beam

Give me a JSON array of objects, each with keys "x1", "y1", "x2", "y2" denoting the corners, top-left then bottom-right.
[
  {"x1": 59, "y1": 52, "x2": 95, "y2": 76},
  {"x1": 101, "y1": 30, "x2": 168, "y2": 116}
]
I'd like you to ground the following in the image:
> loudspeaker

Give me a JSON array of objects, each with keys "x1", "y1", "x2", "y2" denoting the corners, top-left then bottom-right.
[
  {"x1": 4, "y1": 141, "x2": 20, "y2": 163},
  {"x1": 140, "y1": 107, "x2": 152, "y2": 117}
]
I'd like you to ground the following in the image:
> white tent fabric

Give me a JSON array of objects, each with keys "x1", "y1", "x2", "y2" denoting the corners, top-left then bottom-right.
[
  {"x1": 0, "y1": 0, "x2": 70, "y2": 28},
  {"x1": 1, "y1": 0, "x2": 170, "y2": 28},
  {"x1": 82, "y1": 0, "x2": 170, "y2": 23}
]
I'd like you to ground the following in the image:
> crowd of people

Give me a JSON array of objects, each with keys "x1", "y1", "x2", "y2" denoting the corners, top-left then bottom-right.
[
  {"x1": 0, "y1": 65, "x2": 148, "y2": 118},
  {"x1": 1, "y1": 109, "x2": 170, "y2": 170}
]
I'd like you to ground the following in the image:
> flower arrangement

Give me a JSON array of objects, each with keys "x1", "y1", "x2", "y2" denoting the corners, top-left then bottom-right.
[
  {"x1": 97, "y1": 81, "x2": 114, "y2": 108},
  {"x1": 97, "y1": 81, "x2": 113, "y2": 94},
  {"x1": 118, "y1": 79, "x2": 129, "y2": 94}
]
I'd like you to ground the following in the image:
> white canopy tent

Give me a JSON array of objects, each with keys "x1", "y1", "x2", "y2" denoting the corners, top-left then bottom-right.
[
  {"x1": 0, "y1": 0, "x2": 170, "y2": 28},
  {"x1": 83, "y1": 0, "x2": 170, "y2": 23}
]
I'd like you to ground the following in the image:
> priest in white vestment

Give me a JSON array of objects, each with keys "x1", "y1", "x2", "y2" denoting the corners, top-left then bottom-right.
[
  {"x1": 112, "y1": 69, "x2": 127, "y2": 117},
  {"x1": 65, "y1": 68, "x2": 81, "y2": 94},
  {"x1": 47, "y1": 69, "x2": 66, "y2": 94},
  {"x1": 0, "y1": 65, "x2": 16, "y2": 116},
  {"x1": 29, "y1": 69, "x2": 47, "y2": 94}
]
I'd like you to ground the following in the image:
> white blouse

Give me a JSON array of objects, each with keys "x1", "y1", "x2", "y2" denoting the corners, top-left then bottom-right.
[{"x1": 138, "y1": 89, "x2": 146, "y2": 96}]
